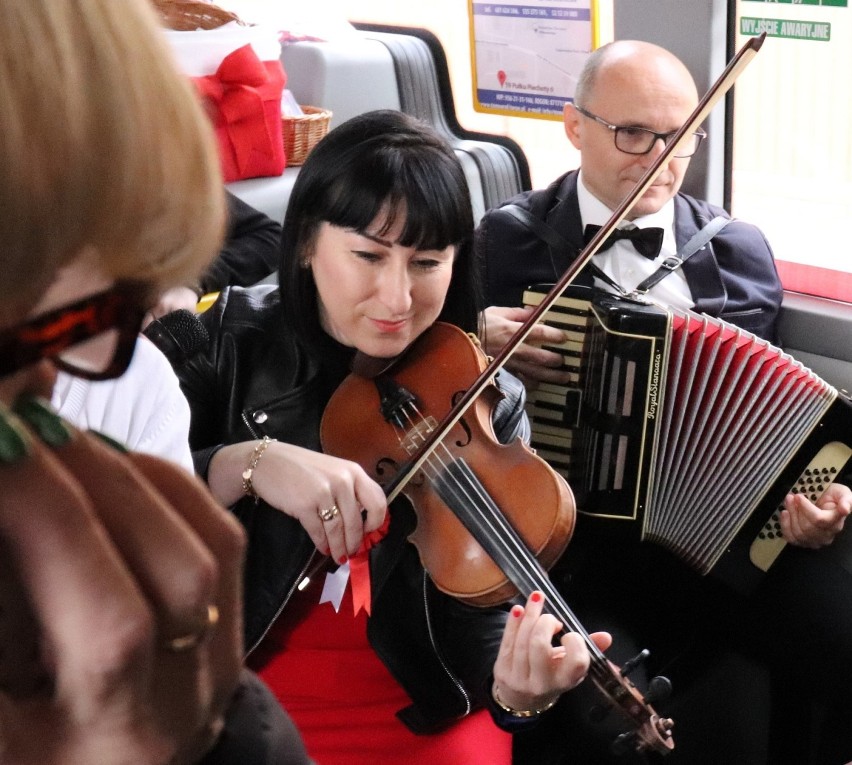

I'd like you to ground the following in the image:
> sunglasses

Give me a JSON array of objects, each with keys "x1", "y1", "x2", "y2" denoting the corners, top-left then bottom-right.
[{"x1": 0, "y1": 282, "x2": 149, "y2": 381}]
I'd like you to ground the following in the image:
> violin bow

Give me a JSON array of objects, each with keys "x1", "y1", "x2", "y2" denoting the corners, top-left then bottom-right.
[{"x1": 383, "y1": 32, "x2": 767, "y2": 504}]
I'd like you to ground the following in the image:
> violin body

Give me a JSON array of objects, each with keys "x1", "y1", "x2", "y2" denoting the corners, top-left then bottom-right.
[{"x1": 321, "y1": 321, "x2": 576, "y2": 606}]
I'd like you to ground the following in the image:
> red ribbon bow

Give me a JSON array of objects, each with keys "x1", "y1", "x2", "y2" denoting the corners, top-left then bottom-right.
[
  {"x1": 349, "y1": 514, "x2": 391, "y2": 617},
  {"x1": 194, "y1": 44, "x2": 286, "y2": 182}
]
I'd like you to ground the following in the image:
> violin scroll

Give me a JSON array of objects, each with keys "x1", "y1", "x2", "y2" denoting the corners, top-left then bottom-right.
[{"x1": 589, "y1": 656, "x2": 674, "y2": 755}]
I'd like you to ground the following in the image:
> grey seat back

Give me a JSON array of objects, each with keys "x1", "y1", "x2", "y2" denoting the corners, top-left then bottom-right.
[{"x1": 354, "y1": 24, "x2": 531, "y2": 221}]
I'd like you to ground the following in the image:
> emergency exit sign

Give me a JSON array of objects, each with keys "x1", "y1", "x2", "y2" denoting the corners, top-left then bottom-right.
[{"x1": 741, "y1": 16, "x2": 832, "y2": 39}]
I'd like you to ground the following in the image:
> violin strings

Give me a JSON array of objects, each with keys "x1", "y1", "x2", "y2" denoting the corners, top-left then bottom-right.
[
  {"x1": 385, "y1": 398, "x2": 632, "y2": 703},
  {"x1": 426, "y1": 454, "x2": 610, "y2": 669},
  {"x1": 392, "y1": 400, "x2": 606, "y2": 663},
  {"x1": 394, "y1": 412, "x2": 664, "y2": 731}
]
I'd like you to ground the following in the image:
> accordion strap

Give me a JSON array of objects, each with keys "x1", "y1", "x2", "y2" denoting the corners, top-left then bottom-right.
[
  {"x1": 634, "y1": 215, "x2": 731, "y2": 294},
  {"x1": 501, "y1": 204, "x2": 577, "y2": 286},
  {"x1": 501, "y1": 204, "x2": 626, "y2": 296},
  {"x1": 502, "y1": 204, "x2": 731, "y2": 298}
]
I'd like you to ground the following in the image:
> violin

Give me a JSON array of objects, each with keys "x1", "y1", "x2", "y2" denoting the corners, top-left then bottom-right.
[
  {"x1": 321, "y1": 32, "x2": 766, "y2": 756},
  {"x1": 321, "y1": 322, "x2": 675, "y2": 753}
]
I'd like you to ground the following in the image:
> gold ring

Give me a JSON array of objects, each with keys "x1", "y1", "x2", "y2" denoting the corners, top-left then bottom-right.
[
  {"x1": 163, "y1": 604, "x2": 220, "y2": 653},
  {"x1": 318, "y1": 504, "x2": 340, "y2": 522}
]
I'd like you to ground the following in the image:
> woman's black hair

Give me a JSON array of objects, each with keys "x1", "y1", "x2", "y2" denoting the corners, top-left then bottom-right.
[{"x1": 278, "y1": 110, "x2": 480, "y2": 355}]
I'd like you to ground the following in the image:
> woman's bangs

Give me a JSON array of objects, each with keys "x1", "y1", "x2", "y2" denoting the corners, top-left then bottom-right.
[
  {"x1": 320, "y1": 168, "x2": 390, "y2": 234},
  {"x1": 322, "y1": 150, "x2": 470, "y2": 252},
  {"x1": 391, "y1": 157, "x2": 471, "y2": 251}
]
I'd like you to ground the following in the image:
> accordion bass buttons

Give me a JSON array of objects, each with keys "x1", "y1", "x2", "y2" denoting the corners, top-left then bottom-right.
[{"x1": 749, "y1": 441, "x2": 852, "y2": 572}]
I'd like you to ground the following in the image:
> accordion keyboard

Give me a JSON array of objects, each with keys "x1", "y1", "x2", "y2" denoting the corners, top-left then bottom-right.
[{"x1": 521, "y1": 289, "x2": 592, "y2": 481}]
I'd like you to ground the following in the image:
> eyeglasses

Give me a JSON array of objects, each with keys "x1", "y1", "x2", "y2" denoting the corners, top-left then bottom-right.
[
  {"x1": 0, "y1": 282, "x2": 149, "y2": 381},
  {"x1": 573, "y1": 104, "x2": 707, "y2": 158}
]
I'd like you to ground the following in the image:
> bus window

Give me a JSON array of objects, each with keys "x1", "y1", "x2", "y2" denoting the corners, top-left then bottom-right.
[{"x1": 732, "y1": 2, "x2": 852, "y2": 303}]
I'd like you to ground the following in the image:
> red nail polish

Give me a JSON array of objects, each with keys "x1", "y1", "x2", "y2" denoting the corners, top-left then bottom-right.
[
  {"x1": 339, "y1": 556, "x2": 348, "y2": 565},
  {"x1": 511, "y1": 605, "x2": 524, "y2": 618},
  {"x1": 530, "y1": 591, "x2": 543, "y2": 603}
]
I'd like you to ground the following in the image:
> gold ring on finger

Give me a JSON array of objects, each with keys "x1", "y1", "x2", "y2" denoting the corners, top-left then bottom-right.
[
  {"x1": 318, "y1": 504, "x2": 340, "y2": 523},
  {"x1": 163, "y1": 604, "x2": 220, "y2": 653}
]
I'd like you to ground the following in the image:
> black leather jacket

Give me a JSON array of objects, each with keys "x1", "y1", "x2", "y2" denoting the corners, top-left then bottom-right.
[{"x1": 175, "y1": 283, "x2": 532, "y2": 734}]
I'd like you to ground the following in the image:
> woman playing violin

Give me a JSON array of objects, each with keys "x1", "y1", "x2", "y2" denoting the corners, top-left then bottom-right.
[{"x1": 172, "y1": 110, "x2": 611, "y2": 764}]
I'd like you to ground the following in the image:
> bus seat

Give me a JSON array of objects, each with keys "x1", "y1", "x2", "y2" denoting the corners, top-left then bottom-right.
[
  {"x1": 227, "y1": 27, "x2": 530, "y2": 229},
  {"x1": 354, "y1": 23, "x2": 532, "y2": 219},
  {"x1": 780, "y1": 291, "x2": 852, "y2": 392},
  {"x1": 226, "y1": 36, "x2": 398, "y2": 225},
  {"x1": 226, "y1": 170, "x2": 299, "y2": 230},
  {"x1": 282, "y1": 36, "x2": 401, "y2": 128}
]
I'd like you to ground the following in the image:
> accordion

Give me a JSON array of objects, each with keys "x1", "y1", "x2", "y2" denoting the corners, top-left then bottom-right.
[{"x1": 523, "y1": 286, "x2": 852, "y2": 592}]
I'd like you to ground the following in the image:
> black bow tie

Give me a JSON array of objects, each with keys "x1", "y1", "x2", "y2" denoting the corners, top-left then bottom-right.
[{"x1": 584, "y1": 224, "x2": 665, "y2": 260}]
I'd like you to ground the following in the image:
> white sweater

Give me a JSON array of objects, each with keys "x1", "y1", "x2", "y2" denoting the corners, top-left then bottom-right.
[{"x1": 52, "y1": 336, "x2": 194, "y2": 473}]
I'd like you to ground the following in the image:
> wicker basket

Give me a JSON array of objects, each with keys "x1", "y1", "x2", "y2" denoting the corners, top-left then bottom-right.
[
  {"x1": 151, "y1": 0, "x2": 242, "y2": 31},
  {"x1": 282, "y1": 107, "x2": 333, "y2": 166}
]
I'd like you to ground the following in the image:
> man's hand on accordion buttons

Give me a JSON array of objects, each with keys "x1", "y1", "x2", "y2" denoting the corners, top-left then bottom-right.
[
  {"x1": 780, "y1": 483, "x2": 852, "y2": 549},
  {"x1": 482, "y1": 306, "x2": 571, "y2": 388}
]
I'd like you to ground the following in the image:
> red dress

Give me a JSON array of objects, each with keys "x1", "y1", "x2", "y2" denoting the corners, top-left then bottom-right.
[{"x1": 248, "y1": 574, "x2": 512, "y2": 765}]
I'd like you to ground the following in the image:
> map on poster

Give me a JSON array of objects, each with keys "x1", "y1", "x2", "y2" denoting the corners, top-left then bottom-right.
[{"x1": 469, "y1": 1, "x2": 598, "y2": 120}]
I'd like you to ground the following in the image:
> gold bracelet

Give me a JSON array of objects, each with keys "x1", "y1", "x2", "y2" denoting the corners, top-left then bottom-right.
[
  {"x1": 242, "y1": 436, "x2": 273, "y2": 498},
  {"x1": 492, "y1": 684, "x2": 558, "y2": 718}
]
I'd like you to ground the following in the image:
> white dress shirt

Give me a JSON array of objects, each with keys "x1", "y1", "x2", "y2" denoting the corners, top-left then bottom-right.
[{"x1": 577, "y1": 171, "x2": 695, "y2": 311}]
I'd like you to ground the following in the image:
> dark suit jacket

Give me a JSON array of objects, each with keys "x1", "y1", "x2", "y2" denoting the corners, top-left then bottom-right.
[{"x1": 476, "y1": 169, "x2": 783, "y2": 342}]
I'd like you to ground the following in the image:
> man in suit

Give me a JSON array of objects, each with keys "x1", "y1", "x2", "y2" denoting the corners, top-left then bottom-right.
[
  {"x1": 476, "y1": 41, "x2": 852, "y2": 765},
  {"x1": 477, "y1": 39, "x2": 781, "y2": 384}
]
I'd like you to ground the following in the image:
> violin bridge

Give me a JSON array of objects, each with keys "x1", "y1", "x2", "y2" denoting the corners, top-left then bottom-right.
[{"x1": 401, "y1": 416, "x2": 437, "y2": 455}]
